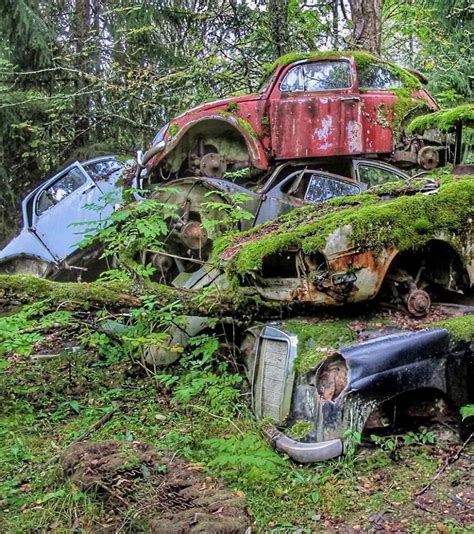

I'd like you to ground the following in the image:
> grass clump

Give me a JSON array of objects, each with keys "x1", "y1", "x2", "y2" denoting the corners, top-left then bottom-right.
[
  {"x1": 236, "y1": 117, "x2": 258, "y2": 138},
  {"x1": 427, "y1": 314, "x2": 474, "y2": 343}
]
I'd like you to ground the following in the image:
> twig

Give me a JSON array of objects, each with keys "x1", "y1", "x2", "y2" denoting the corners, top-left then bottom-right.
[
  {"x1": 72, "y1": 409, "x2": 116, "y2": 443},
  {"x1": 415, "y1": 433, "x2": 473, "y2": 496},
  {"x1": 187, "y1": 404, "x2": 244, "y2": 436},
  {"x1": 40, "y1": 410, "x2": 116, "y2": 470},
  {"x1": 446, "y1": 493, "x2": 474, "y2": 509},
  {"x1": 30, "y1": 353, "x2": 64, "y2": 361}
]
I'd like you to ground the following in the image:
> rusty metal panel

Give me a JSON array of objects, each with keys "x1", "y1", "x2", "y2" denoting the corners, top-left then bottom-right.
[
  {"x1": 359, "y1": 93, "x2": 397, "y2": 154},
  {"x1": 269, "y1": 93, "x2": 365, "y2": 159}
]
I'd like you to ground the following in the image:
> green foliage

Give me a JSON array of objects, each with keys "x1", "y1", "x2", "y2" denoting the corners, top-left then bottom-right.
[
  {"x1": 156, "y1": 332, "x2": 242, "y2": 415},
  {"x1": 79, "y1": 187, "x2": 180, "y2": 279},
  {"x1": 371, "y1": 430, "x2": 436, "y2": 454},
  {"x1": 403, "y1": 430, "x2": 436, "y2": 446},
  {"x1": 343, "y1": 429, "x2": 362, "y2": 461},
  {"x1": 203, "y1": 434, "x2": 287, "y2": 486},
  {"x1": 201, "y1": 190, "x2": 254, "y2": 234},
  {"x1": 460, "y1": 405, "x2": 474, "y2": 420},
  {"x1": 0, "y1": 302, "x2": 73, "y2": 357}
]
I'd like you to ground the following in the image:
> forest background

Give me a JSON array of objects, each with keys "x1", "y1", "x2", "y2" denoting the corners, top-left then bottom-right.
[{"x1": 0, "y1": 0, "x2": 472, "y2": 241}]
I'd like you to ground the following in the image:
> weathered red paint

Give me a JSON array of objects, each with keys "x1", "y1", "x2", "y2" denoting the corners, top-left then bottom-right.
[{"x1": 147, "y1": 54, "x2": 439, "y2": 176}]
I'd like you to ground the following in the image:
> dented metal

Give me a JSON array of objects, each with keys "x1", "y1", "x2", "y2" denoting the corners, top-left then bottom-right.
[
  {"x1": 145, "y1": 53, "x2": 440, "y2": 185},
  {"x1": 244, "y1": 318, "x2": 474, "y2": 462}
]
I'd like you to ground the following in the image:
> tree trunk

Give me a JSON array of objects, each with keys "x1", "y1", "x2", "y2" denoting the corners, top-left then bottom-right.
[
  {"x1": 268, "y1": 0, "x2": 290, "y2": 59},
  {"x1": 332, "y1": 0, "x2": 339, "y2": 49},
  {"x1": 348, "y1": 0, "x2": 384, "y2": 56},
  {"x1": 0, "y1": 275, "x2": 285, "y2": 319},
  {"x1": 73, "y1": 0, "x2": 92, "y2": 147}
]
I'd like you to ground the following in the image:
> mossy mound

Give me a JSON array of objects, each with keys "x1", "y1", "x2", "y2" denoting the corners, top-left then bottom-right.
[
  {"x1": 285, "y1": 319, "x2": 357, "y2": 374},
  {"x1": 427, "y1": 314, "x2": 474, "y2": 343},
  {"x1": 407, "y1": 104, "x2": 474, "y2": 133},
  {"x1": 215, "y1": 175, "x2": 474, "y2": 279}
]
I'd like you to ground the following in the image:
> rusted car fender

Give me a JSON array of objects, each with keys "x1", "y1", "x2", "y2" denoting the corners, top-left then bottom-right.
[
  {"x1": 147, "y1": 114, "x2": 269, "y2": 172},
  {"x1": 245, "y1": 319, "x2": 474, "y2": 462}
]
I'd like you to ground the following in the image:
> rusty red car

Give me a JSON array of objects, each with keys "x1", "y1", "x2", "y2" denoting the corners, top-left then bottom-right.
[{"x1": 139, "y1": 51, "x2": 441, "y2": 185}]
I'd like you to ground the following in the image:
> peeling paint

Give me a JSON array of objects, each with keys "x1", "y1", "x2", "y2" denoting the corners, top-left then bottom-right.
[{"x1": 347, "y1": 121, "x2": 362, "y2": 153}]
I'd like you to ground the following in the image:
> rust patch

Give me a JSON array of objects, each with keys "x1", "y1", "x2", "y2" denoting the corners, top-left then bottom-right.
[{"x1": 318, "y1": 357, "x2": 348, "y2": 401}]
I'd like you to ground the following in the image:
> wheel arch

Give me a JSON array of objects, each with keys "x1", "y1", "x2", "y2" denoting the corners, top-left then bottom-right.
[
  {"x1": 0, "y1": 253, "x2": 53, "y2": 277},
  {"x1": 149, "y1": 115, "x2": 268, "y2": 174},
  {"x1": 379, "y1": 238, "x2": 471, "y2": 295}
]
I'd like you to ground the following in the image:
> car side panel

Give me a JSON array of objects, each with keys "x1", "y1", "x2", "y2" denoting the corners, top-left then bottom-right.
[{"x1": 0, "y1": 229, "x2": 56, "y2": 265}]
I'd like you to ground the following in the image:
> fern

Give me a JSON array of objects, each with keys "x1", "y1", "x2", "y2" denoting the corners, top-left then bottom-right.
[
  {"x1": 461, "y1": 404, "x2": 474, "y2": 420},
  {"x1": 203, "y1": 434, "x2": 287, "y2": 486}
]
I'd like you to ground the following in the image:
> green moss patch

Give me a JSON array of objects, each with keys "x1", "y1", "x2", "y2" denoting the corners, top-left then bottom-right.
[
  {"x1": 427, "y1": 314, "x2": 474, "y2": 343},
  {"x1": 285, "y1": 319, "x2": 356, "y2": 374},
  {"x1": 236, "y1": 117, "x2": 258, "y2": 138},
  {"x1": 407, "y1": 103, "x2": 474, "y2": 133},
  {"x1": 216, "y1": 175, "x2": 474, "y2": 278},
  {"x1": 168, "y1": 122, "x2": 180, "y2": 137}
]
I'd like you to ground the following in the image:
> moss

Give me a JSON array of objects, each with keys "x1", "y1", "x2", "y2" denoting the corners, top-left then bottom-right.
[
  {"x1": 261, "y1": 115, "x2": 270, "y2": 137},
  {"x1": 236, "y1": 117, "x2": 258, "y2": 138},
  {"x1": 427, "y1": 314, "x2": 474, "y2": 343},
  {"x1": 284, "y1": 319, "x2": 356, "y2": 374},
  {"x1": 288, "y1": 420, "x2": 313, "y2": 439},
  {"x1": 367, "y1": 177, "x2": 434, "y2": 196},
  {"x1": 390, "y1": 91, "x2": 432, "y2": 136},
  {"x1": 0, "y1": 274, "x2": 177, "y2": 310},
  {"x1": 216, "y1": 175, "x2": 474, "y2": 277},
  {"x1": 168, "y1": 122, "x2": 180, "y2": 137},
  {"x1": 262, "y1": 50, "x2": 421, "y2": 90},
  {"x1": 226, "y1": 102, "x2": 240, "y2": 114},
  {"x1": 407, "y1": 104, "x2": 474, "y2": 133}
]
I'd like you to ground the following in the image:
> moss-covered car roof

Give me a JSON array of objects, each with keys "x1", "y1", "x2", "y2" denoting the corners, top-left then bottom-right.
[
  {"x1": 215, "y1": 174, "x2": 474, "y2": 278},
  {"x1": 263, "y1": 50, "x2": 422, "y2": 89},
  {"x1": 408, "y1": 103, "x2": 474, "y2": 133}
]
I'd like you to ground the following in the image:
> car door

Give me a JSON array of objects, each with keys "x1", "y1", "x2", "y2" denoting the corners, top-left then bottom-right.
[
  {"x1": 352, "y1": 160, "x2": 408, "y2": 188},
  {"x1": 31, "y1": 163, "x2": 105, "y2": 260},
  {"x1": 254, "y1": 170, "x2": 363, "y2": 226},
  {"x1": 357, "y1": 63, "x2": 404, "y2": 154},
  {"x1": 268, "y1": 58, "x2": 363, "y2": 160}
]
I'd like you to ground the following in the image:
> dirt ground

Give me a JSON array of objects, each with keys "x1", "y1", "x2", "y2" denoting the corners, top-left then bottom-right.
[{"x1": 61, "y1": 440, "x2": 251, "y2": 533}]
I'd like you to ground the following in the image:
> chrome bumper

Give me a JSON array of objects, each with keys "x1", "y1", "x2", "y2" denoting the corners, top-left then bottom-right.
[{"x1": 264, "y1": 425, "x2": 343, "y2": 463}]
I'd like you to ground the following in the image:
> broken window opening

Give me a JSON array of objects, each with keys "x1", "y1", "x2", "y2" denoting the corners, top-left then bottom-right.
[{"x1": 281, "y1": 61, "x2": 352, "y2": 93}]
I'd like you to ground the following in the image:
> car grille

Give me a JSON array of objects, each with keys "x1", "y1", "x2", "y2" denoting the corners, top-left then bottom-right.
[{"x1": 253, "y1": 327, "x2": 297, "y2": 425}]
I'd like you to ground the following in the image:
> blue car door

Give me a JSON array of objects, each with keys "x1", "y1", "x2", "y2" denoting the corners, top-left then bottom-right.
[{"x1": 31, "y1": 162, "x2": 109, "y2": 261}]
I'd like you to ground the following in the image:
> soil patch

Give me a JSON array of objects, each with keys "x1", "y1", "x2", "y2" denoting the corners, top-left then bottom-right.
[{"x1": 62, "y1": 440, "x2": 250, "y2": 533}]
